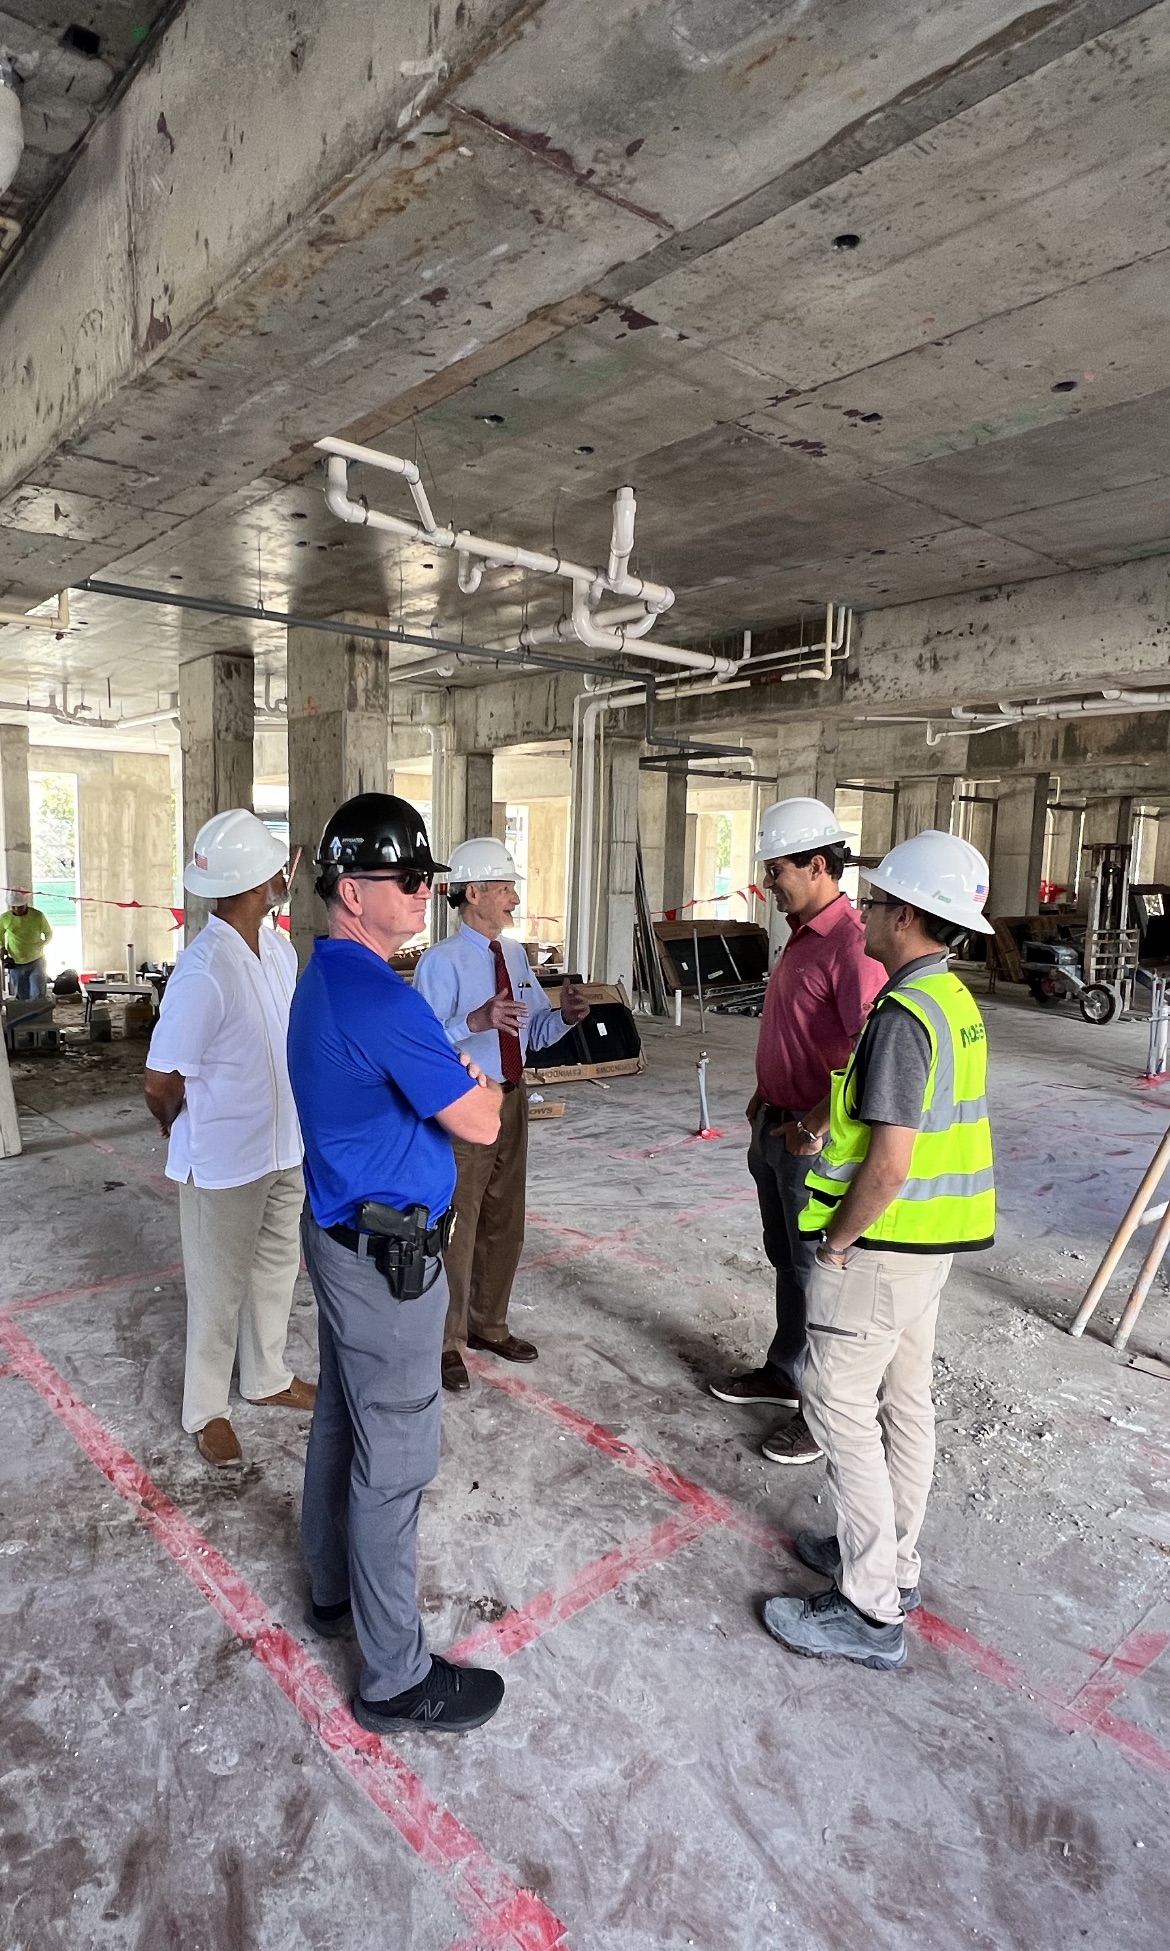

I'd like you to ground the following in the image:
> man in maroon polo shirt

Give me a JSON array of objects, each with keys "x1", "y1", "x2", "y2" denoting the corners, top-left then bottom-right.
[{"x1": 710, "y1": 798, "x2": 884, "y2": 1464}]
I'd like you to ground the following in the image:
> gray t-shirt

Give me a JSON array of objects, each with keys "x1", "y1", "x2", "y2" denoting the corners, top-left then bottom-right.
[{"x1": 851, "y1": 953, "x2": 949, "y2": 1128}]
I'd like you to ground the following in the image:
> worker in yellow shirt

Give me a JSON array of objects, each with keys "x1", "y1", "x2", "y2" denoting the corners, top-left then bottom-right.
[{"x1": 0, "y1": 899, "x2": 53, "y2": 1000}]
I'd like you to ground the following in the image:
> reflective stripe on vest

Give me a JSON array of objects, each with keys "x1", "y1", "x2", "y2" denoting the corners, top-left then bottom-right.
[{"x1": 799, "y1": 969, "x2": 995, "y2": 1251}]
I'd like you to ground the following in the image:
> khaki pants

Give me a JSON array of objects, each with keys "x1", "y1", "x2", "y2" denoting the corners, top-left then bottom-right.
[
  {"x1": 178, "y1": 1167, "x2": 305, "y2": 1433},
  {"x1": 801, "y1": 1247, "x2": 952, "y2": 1623},
  {"x1": 443, "y1": 1086, "x2": 528, "y2": 1353}
]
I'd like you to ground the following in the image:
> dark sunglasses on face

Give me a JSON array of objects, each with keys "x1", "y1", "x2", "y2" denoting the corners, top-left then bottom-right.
[
  {"x1": 349, "y1": 869, "x2": 434, "y2": 895},
  {"x1": 857, "y1": 895, "x2": 898, "y2": 911}
]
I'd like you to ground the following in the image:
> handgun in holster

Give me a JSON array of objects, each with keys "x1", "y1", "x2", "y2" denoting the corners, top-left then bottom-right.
[{"x1": 356, "y1": 1200, "x2": 456, "y2": 1301}]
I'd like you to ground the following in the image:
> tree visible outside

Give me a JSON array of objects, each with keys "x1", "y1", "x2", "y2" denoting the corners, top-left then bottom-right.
[{"x1": 30, "y1": 772, "x2": 82, "y2": 972}]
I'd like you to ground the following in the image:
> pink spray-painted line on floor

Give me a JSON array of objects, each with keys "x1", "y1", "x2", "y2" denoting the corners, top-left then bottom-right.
[
  {"x1": 0, "y1": 1312, "x2": 571, "y2": 1951},
  {"x1": 446, "y1": 1508, "x2": 720, "y2": 1666},
  {"x1": 466, "y1": 1357, "x2": 1170, "y2": 1779},
  {"x1": 464, "y1": 1354, "x2": 788, "y2": 1559},
  {"x1": 1063, "y1": 1614, "x2": 1170, "y2": 1725},
  {"x1": 3, "y1": 1262, "x2": 184, "y2": 1316}
]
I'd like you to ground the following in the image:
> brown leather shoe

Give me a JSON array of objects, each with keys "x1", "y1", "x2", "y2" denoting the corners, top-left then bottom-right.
[
  {"x1": 196, "y1": 1417, "x2": 242, "y2": 1467},
  {"x1": 247, "y1": 1376, "x2": 317, "y2": 1411},
  {"x1": 441, "y1": 1350, "x2": 470, "y2": 1392},
  {"x1": 467, "y1": 1331, "x2": 538, "y2": 1364}
]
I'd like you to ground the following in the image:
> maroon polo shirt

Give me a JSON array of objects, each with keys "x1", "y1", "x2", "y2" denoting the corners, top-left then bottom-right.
[{"x1": 755, "y1": 894, "x2": 885, "y2": 1115}]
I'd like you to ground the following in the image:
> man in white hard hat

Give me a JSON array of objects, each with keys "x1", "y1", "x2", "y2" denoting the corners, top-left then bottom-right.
[
  {"x1": 762, "y1": 831, "x2": 995, "y2": 1672},
  {"x1": 413, "y1": 837, "x2": 590, "y2": 1392},
  {"x1": 145, "y1": 810, "x2": 314, "y2": 1467},
  {"x1": 710, "y1": 798, "x2": 885, "y2": 1465}
]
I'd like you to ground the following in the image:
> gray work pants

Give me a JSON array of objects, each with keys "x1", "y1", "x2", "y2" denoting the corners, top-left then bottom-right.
[
  {"x1": 747, "y1": 1106, "x2": 819, "y2": 1392},
  {"x1": 301, "y1": 1215, "x2": 446, "y2": 1703}
]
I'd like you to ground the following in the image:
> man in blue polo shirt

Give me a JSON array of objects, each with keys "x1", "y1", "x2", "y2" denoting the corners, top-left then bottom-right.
[{"x1": 287, "y1": 793, "x2": 505, "y2": 1737}]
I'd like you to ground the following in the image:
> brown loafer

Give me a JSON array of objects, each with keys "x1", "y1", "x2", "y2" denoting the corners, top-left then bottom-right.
[
  {"x1": 441, "y1": 1349, "x2": 470, "y2": 1393},
  {"x1": 196, "y1": 1417, "x2": 242, "y2": 1467},
  {"x1": 247, "y1": 1376, "x2": 317, "y2": 1411},
  {"x1": 467, "y1": 1331, "x2": 538, "y2": 1364}
]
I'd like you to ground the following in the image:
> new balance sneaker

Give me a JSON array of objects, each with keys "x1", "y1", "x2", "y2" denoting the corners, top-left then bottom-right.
[
  {"x1": 354, "y1": 1656, "x2": 504, "y2": 1735},
  {"x1": 760, "y1": 1411, "x2": 824, "y2": 1464},
  {"x1": 708, "y1": 1366, "x2": 800, "y2": 1407},
  {"x1": 763, "y1": 1586, "x2": 907, "y2": 1670},
  {"x1": 793, "y1": 1530, "x2": 922, "y2": 1612}
]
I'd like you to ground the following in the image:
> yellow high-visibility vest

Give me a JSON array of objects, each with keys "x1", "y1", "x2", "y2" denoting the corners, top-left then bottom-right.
[{"x1": 799, "y1": 968, "x2": 994, "y2": 1251}]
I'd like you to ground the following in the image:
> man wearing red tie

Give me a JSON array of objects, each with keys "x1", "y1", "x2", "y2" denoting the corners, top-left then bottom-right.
[{"x1": 413, "y1": 839, "x2": 590, "y2": 1392}]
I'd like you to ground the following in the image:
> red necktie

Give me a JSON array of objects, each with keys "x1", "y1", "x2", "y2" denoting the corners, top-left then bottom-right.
[{"x1": 490, "y1": 939, "x2": 525, "y2": 1085}]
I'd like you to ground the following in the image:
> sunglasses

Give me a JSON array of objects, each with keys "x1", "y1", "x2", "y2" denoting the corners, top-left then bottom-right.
[
  {"x1": 857, "y1": 895, "x2": 899, "y2": 911},
  {"x1": 347, "y1": 869, "x2": 434, "y2": 895}
]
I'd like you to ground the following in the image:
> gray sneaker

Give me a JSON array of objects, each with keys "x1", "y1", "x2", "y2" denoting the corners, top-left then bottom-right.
[
  {"x1": 763, "y1": 1586, "x2": 907, "y2": 1670},
  {"x1": 793, "y1": 1530, "x2": 922, "y2": 1613}
]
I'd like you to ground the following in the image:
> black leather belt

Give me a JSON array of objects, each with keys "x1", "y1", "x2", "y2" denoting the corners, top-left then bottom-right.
[{"x1": 327, "y1": 1211, "x2": 453, "y2": 1257}]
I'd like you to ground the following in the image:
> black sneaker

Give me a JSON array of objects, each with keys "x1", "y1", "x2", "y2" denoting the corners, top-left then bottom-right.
[
  {"x1": 760, "y1": 1411, "x2": 824, "y2": 1464},
  {"x1": 709, "y1": 1366, "x2": 800, "y2": 1407},
  {"x1": 793, "y1": 1531, "x2": 922, "y2": 1613},
  {"x1": 354, "y1": 1656, "x2": 504, "y2": 1735},
  {"x1": 305, "y1": 1597, "x2": 353, "y2": 1639}
]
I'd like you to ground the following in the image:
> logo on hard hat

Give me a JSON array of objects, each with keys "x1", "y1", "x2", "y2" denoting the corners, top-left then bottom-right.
[
  {"x1": 974, "y1": 883, "x2": 988, "y2": 903},
  {"x1": 195, "y1": 851, "x2": 208, "y2": 870}
]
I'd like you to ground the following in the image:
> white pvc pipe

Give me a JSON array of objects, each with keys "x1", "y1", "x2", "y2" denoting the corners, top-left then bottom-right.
[
  {"x1": 0, "y1": 590, "x2": 71, "y2": 633},
  {"x1": 316, "y1": 440, "x2": 745, "y2": 677}
]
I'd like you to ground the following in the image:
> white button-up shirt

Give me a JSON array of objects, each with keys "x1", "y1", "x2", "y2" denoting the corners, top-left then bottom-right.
[
  {"x1": 413, "y1": 925, "x2": 569, "y2": 1083},
  {"x1": 147, "y1": 916, "x2": 303, "y2": 1190}
]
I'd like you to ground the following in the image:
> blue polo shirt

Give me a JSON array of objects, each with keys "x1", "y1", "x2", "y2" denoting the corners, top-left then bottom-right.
[{"x1": 287, "y1": 939, "x2": 472, "y2": 1229}]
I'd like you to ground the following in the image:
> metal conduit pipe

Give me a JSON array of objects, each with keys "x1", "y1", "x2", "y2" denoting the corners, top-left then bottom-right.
[{"x1": 567, "y1": 671, "x2": 756, "y2": 974}]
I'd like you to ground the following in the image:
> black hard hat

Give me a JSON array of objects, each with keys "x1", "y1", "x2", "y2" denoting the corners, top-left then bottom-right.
[{"x1": 314, "y1": 793, "x2": 448, "y2": 898}]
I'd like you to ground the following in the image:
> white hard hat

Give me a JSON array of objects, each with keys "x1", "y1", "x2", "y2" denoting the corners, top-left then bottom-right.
[
  {"x1": 755, "y1": 797, "x2": 854, "y2": 861},
  {"x1": 446, "y1": 836, "x2": 523, "y2": 885},
  {"x1": 861, "y1": 830, "x2": 995, "y2": 936},
  {"x1": 183, "y1": 809, "x2": 289, "y2": 898}
]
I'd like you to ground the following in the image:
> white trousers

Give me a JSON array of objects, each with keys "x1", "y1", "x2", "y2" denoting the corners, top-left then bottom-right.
[{"x1": 178, "y1": 1167, "x2": 305, "y2": 1433}]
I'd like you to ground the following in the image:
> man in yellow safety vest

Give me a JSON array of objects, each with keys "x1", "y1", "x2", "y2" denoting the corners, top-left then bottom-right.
[{"x1": 762, "y1": 830, "x2": 995, "y2": 1671}]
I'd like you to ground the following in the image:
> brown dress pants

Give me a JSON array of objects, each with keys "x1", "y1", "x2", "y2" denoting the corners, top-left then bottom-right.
[{"x1": 443, "y1": 1084, "x2": 529, "y2": 1353}]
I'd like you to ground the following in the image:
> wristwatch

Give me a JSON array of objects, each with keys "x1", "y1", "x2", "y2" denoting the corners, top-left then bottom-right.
[{"x1": 795, "y1": 1119, "x2": 823, "y2": 1149}]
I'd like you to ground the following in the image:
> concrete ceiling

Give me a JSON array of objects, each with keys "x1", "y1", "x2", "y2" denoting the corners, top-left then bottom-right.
[
  {"x1": 0, "y1": 2, "x2": 178, "y2": 237},
  {"x1": 0, "y1": 0, "x2": 1168, "y2": 716}
]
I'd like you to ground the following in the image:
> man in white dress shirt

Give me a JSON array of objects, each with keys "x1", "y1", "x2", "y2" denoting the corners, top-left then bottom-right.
[
  {"x1": 145, "y1": 809, "x2": 314, "y2": 1467},
  {"x1": 413, "y1": 837, "x2": 589, "y2": 1392}
]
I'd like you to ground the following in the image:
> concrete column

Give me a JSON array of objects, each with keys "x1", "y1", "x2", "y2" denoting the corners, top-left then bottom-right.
[
  {"x1": 859, "y1": 785, "x2": 897, "y2": 864},
  {"x1": 179, "y1": 650, "x2": 254, "y2": 936},
  {"x1": 1152, "y1": 814, "x2": 1170, "y2": 884},
  {"x1": 287, "y1": 622, "x2": 389, "y2": 960},
  {"x1": 638, "y1": 767, "x2": 689, "y2": 919},
  {"x1": 893, "y1": 779, "x2": 939, "y2": 845},
  {"x1": 594, "y1": 738, "x2": 640, "y2": 986},
  {"x1": 814, "y1": 730, "x2": 837, "y2": 810},
  {"x1": 934, "y1": 776, "x2": 957, "y2": 834},
  {"x1": 0, "y1": 724, "x2": 32, "y2": 905},
  {"x1": 988, "y1": 774, "x2": 1049, "y2": 918},
  {"x1": 662, "y1": 769, "x2": 689, "y2": 918}
]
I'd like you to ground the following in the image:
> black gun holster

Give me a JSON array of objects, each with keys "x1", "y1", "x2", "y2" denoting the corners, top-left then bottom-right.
[{"x1": 355, "y1": 1201, "x2": 456, "y2": 1302}]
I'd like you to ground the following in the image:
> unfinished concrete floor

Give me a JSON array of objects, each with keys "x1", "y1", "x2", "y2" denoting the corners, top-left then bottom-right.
[{"x1": 2, "y1": 984, "x2": 1169, "y2": 1951}]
